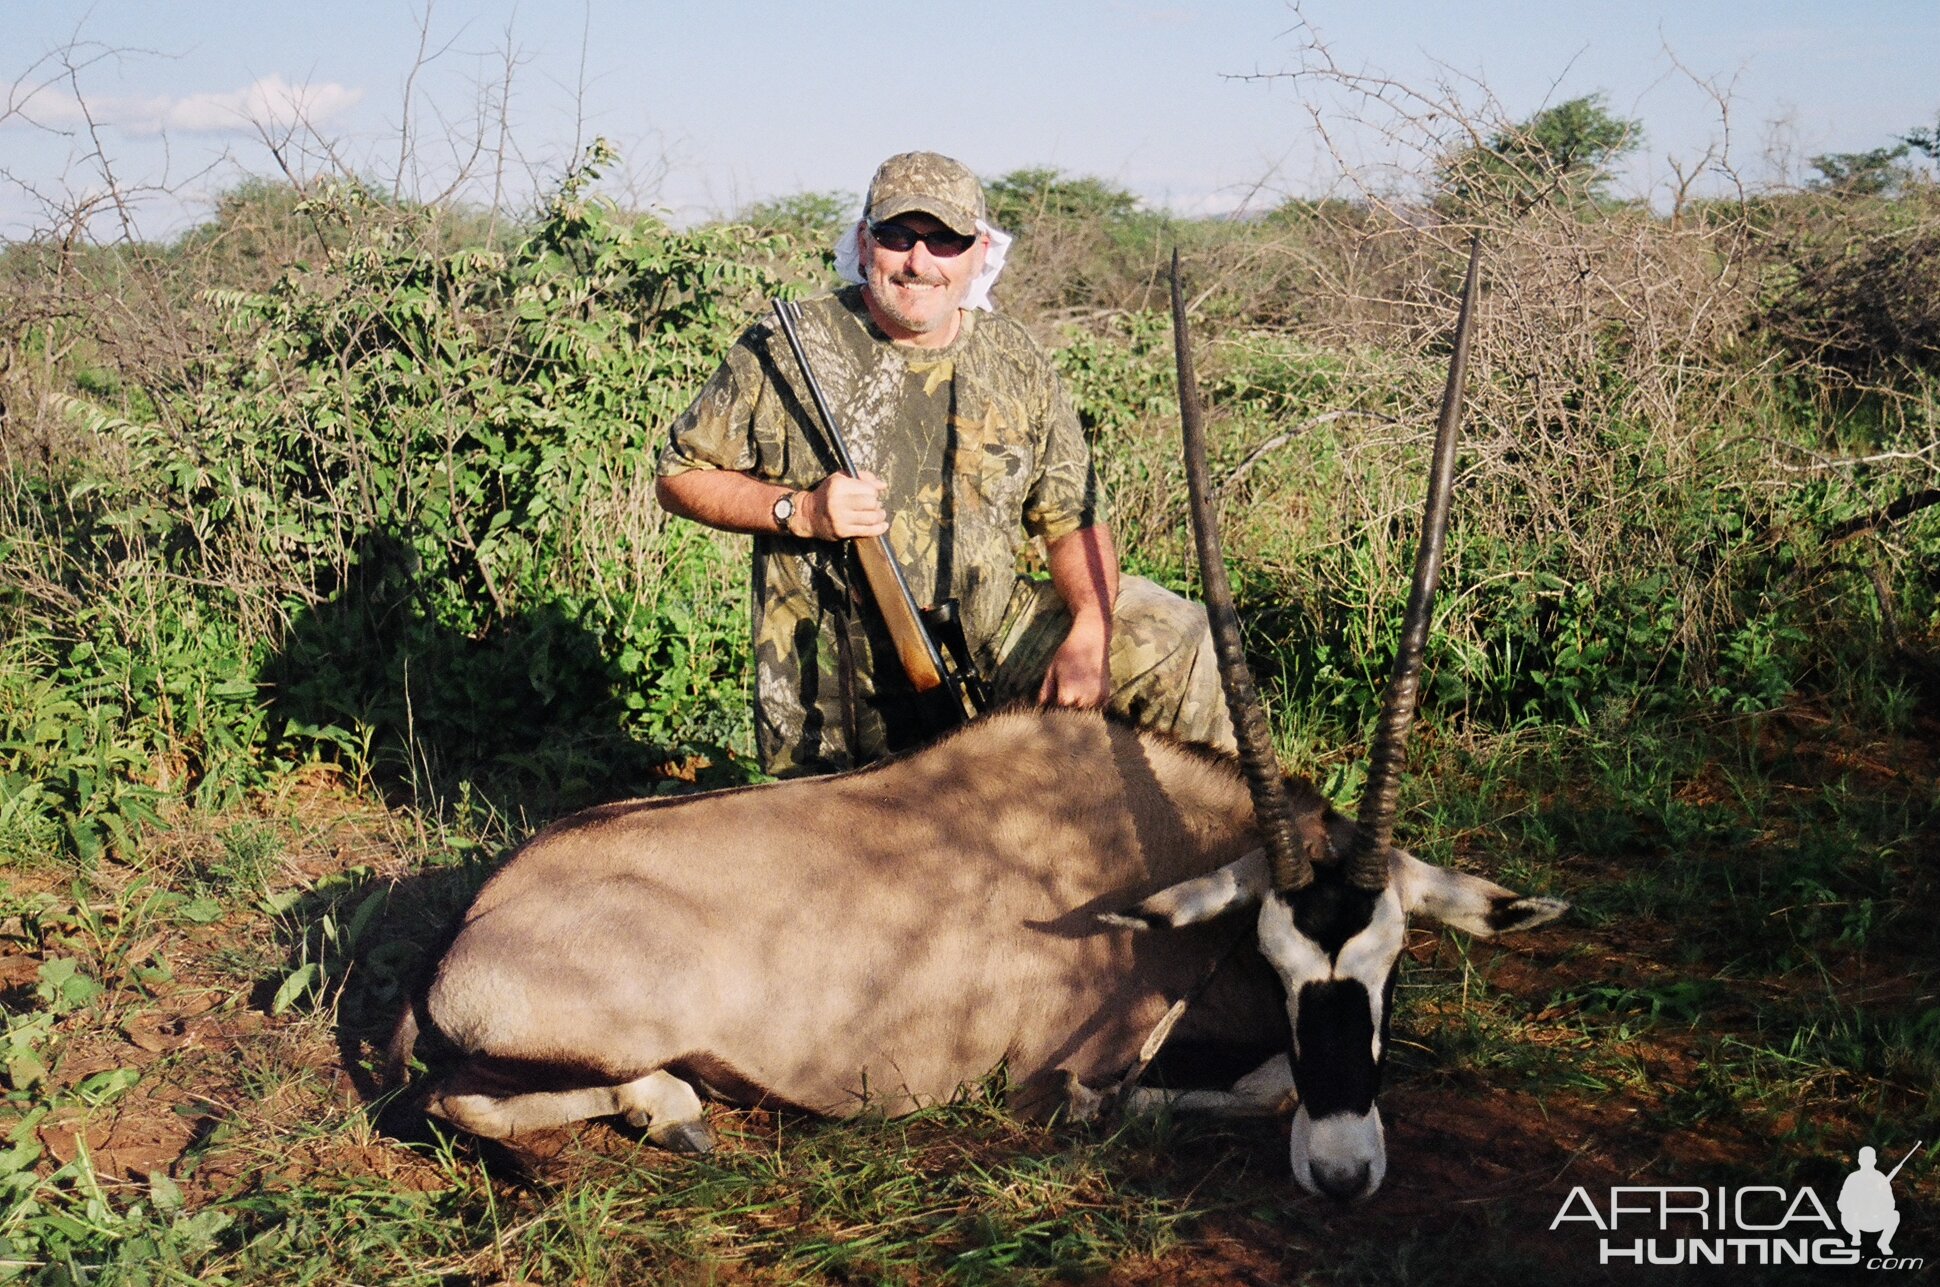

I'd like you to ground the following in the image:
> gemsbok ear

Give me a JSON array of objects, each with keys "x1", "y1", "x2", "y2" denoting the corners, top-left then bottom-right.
[
  {"x1": 1099, "y1": 850, "x2": 1272, "y2": 931},
  {"x1": 1392, "y1": 849, "x2": 1568, "y2": 937}
]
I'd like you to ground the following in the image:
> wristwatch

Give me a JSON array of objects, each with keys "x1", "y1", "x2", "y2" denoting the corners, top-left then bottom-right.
[{"x1": 771, "y1": 490, "x2": 799, "y2": 534}]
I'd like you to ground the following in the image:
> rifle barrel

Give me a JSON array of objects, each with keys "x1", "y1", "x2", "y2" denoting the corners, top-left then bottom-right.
[{"x1": 773, "y1": 299, "x2": 862, "y2": 479}]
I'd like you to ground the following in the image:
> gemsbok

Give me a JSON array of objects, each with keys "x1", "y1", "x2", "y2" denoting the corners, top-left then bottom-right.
[{"x1": 388, "y1": 238, "x2": 1566, "y2": 1201}]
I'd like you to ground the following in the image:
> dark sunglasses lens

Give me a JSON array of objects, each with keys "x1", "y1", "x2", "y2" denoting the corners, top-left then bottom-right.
[
  {"x1": 922, "y1": 230, "x2": 974, "y2": 257},
  {"x1": 871, "y1": 222, "x2": 974, "y2": 258}
]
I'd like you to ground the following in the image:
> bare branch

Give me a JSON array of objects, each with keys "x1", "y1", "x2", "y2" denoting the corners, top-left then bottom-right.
[{"x1": 1219, "y1": 409, "x2": 1400, "y2": 497}]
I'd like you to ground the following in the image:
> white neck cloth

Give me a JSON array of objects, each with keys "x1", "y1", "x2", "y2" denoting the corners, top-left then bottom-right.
[{"x1": 833, "y1": 218, "x2": 1013, "y2": 311}]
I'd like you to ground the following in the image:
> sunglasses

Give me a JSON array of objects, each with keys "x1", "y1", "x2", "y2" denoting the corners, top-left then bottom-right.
[{"x1": 868, "y1": 221, "x2": 978, "y2": 258}]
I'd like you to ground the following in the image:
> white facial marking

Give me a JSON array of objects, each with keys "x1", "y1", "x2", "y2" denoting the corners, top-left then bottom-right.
[
  {"x1": 1256, "y1": 886, "x2": 1405, "y2": 1007},
  {"x1": 1340, "y1": 889, "x2": 1405, "y2": 1056},
  {"x1": 1255, "y1": 893, "x2": 1329, "y2": 984},
  {"x1": 1292, "y1": 1105, "x2": 1387, "y2": 1200},
  {"x1": 1339, "y1": 889, "x2": 1405, "y2": 977}
]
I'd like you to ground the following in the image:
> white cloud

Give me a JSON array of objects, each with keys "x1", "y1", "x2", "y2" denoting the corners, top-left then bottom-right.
[
  {"x1": 135, "y1": 74, "x2": 364, "y2": 136},
  {"x1": 2, "y1": 75, "x2": 363, "y2": 137}
]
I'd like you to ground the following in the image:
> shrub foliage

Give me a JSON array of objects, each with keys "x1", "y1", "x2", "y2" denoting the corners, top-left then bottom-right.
[{"x1": 2, "y1": 144, "x2": 803, "y2": 855}]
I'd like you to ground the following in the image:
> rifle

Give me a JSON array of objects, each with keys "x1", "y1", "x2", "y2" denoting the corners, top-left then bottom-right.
[{"x1": 770, "y1": 298, "x2": 990, "y2": 735}]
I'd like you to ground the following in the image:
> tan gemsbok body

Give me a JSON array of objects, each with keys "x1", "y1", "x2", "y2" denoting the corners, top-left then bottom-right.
[{"x1": 389, "y1": 239, "x2": 1567, "y2": 1199}]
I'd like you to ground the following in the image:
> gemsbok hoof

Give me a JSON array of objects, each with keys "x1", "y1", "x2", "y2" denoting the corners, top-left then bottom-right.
[{"x1": 646, "y1": 1117, "x2": 718, "y2": 1155}]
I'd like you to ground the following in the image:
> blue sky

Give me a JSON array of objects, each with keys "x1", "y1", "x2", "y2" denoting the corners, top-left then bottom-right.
[{"x1": 3, "y1": 1, "x2": 1934, "y2": 239}]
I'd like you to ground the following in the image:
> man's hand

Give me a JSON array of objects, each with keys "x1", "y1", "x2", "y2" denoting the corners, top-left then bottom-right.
[
  {"x1": 799, "y1": 471, "x2": 889, "y2": 540},
  {"x1": 1037, "y1": 524, "x2": 1119, "y2": 710},
  {"x1": 1037, "y1": 614, "x2": 1111, "y2": 709}
]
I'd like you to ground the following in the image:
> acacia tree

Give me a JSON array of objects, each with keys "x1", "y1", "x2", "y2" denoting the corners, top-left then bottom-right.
[
  {"x1": 1438, "y1": 94, "x2": 1643, "y2": 212},
  {"x1": 736, "y1": 190, "x2": 856, "y2": 246},
  {"x1": 983, "y1": 168, "x2": 1141, "y2": 235},
  {"x1": 979, "y1": 168, "x2": 1165, "y2": 316},
  {"x1": 1808, "y1": 146, "x2": 1916, "y2": 197},
  {"x1": 1903, "y1": 112, "x2": 1940, "y2": 165}
]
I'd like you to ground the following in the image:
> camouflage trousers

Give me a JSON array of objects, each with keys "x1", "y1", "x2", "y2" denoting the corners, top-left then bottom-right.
[
  {"x1": 986, "y1": 574, "x2": 1237, "y2": 754},
  {"x1": 759, "y1": 573, "x2": 1236, "y2": 777}
]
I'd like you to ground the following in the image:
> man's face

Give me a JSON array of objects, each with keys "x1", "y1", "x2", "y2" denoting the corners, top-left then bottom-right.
[{"x1": 860, "y1": 211, "x2": 986, "y2": 347}]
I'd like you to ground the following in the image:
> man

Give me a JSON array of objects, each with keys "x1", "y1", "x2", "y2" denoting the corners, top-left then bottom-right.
[{"x1": 657, "y1": 150, "x2": 1234, "y2": 776}]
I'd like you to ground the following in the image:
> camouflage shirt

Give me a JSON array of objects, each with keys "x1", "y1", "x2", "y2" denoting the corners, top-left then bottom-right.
[{"x1": 658, "y1": 285, "x2": 1102, "y2": 775}]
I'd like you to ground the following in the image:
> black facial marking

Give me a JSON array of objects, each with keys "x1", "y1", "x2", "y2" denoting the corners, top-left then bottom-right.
[
  {"x1": 1292, "y1": 979, "x2": 1380, "y2": 1117},
  {"x1": 1281, "y1": 869, "x2": 1382, "y2": 961}
]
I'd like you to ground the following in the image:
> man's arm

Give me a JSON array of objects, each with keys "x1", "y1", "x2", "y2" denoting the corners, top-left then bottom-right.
[
  {"x1": 656, "y1": 469, "x2": 889, "y2": 541},
  {"x1": 1037, "y1": 523, "x2": 1119, "y2": 709}
]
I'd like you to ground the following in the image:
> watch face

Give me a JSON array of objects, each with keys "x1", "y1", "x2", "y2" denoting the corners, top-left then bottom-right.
[{"x1": 773, "y1": 494, "x2": 795, "y2": 527}]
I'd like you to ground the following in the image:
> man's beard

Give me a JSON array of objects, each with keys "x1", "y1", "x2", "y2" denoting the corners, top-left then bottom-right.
[{"x1": 866, "y1": 264, "x2": 960, "y2": 336}]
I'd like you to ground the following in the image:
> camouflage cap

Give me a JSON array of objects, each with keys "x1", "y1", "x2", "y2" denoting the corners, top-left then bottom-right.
[{"x1": 864, "y1": 151, "x2": 986, "y2": 237}]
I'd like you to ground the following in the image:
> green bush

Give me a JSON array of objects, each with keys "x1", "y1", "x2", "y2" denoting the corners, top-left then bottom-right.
[{"x1": 1, "y1": 143, "x2": 813, "y2": 855}]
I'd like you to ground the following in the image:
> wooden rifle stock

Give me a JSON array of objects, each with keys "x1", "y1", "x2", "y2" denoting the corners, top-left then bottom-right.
[
  {"x1": 851, "y1": 539, "x2": 947, "y2": 695},
  {"x1": 770, "y1": 299, "x2": 988, "y2": 728}
]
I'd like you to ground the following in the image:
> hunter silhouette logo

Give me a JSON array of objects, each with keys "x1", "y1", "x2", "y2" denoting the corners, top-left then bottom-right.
[
  {"x1": 1549, "y1": 1140, "x2": 1924, "y2": 1269},
  {"x1": 1840, "y1": 1142, "x2": 1918, "y2": 1257}
]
